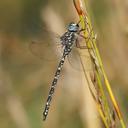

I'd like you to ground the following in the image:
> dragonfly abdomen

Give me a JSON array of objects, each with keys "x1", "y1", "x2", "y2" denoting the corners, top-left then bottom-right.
[{"x1": 43, "y1": 48, "x2": 71, "y2": 120}]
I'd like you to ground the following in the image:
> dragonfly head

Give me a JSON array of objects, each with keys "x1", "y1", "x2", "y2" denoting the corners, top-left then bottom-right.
[{"x1": 68, "y1": 22, "x2": 79, "y2": 32}]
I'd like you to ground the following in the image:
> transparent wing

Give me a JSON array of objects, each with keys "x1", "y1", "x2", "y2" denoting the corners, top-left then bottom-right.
[
  {"x1": 29, "y1": 28, "x2": 63, "y2": 62},
  {"x1": 67, "y1": 32, "x2": 94, "y2": 72},
  {"x1": 68, "y1": 47, "x2": 93, "y2": 72}
]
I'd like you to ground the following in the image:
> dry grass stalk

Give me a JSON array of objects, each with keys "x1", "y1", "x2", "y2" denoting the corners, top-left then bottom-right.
[{"x1": 73, "y1": 0, "x2": 126, "y2": 127}]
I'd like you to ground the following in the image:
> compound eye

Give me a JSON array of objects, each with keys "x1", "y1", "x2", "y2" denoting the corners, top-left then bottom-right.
[{"x1": 68, "y1": 22, "x2": 79, "y2": 32}]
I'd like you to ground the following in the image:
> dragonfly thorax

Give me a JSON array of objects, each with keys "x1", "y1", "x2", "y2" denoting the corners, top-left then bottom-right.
[
  {"x1": 60, "y1": 31, "x2": 76, "y2": 47},
  {"x1": 60, "y1": 22, "x2": 79, "y2": 47}
]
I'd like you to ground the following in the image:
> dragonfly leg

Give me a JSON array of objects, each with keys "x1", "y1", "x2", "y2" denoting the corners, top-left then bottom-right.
[{"x1": 77, "y1": 28, "x2": 97, "y2": 49}]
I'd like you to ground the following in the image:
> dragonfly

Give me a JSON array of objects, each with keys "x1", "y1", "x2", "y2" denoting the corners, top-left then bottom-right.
[{"x1": 41, "y1": 21, "x2": 90, "y2": 121}]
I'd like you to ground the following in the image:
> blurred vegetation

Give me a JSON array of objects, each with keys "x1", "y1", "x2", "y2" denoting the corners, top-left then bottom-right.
[{"x1": 0, "y1": 0, "x2": 127, "y2": 128}]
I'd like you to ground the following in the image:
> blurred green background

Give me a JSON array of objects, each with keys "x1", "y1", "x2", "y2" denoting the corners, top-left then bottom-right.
[{"x1": 0, "y1": 0, "x2": 128, "y2": 128}]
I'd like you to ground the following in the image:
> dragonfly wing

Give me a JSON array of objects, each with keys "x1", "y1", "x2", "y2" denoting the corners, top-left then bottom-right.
[
  {"x1": 29, "y1": 29, "x2": 63, "y2": 62},
  {"x1": 67, "y1": 47, "x2": 93, "y2": 72},
  {"x1": 67, "y1": 33, "x2": 93, "y2": 72}
]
